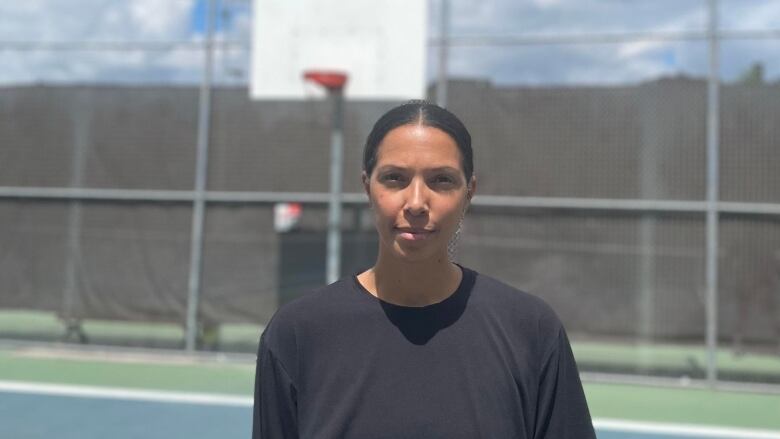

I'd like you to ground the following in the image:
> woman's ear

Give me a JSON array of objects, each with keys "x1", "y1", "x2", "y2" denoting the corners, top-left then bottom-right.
[
  {"x1": 466, "y1": 175, "x2": 477, "y2": 201},
  {"x1": 362, "y1": 171, "x2": 371, "y2": 205}
]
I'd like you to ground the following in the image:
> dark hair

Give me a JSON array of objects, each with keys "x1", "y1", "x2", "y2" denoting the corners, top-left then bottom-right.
[{"x1": 363, "y1": 100, "x2": 474, "y2": 181}]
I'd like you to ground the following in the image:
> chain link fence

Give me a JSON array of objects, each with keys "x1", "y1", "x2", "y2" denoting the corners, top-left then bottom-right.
[{"x1": 1, "y1": 0, "x2": 779, "y2": 389}]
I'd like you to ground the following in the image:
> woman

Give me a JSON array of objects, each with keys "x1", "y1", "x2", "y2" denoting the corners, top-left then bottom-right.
[{"x1": 253, "y1": 101, "x2": 596, "y2": 438}]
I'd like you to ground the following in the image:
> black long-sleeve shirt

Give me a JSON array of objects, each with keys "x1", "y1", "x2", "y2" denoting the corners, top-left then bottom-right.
[{"x1": 253, "y1": 266, "x2": 596, "y2": 439}]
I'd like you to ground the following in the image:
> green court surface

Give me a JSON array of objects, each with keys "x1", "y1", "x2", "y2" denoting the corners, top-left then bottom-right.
[
  {"x1": 0, "y1": 310, "x2": 262, "y2": 352},
  {"x1": 4, "y1": 310, "x2": 780, "y2": 378},
  {"x1": 0, "y1": 347, "x2": 255, "y2": 395},
  {"x1": 574, "y1": 340, "x2": 780, "y2": 379},
  {"x1": 585, "y1": 383, "x2": 780, "y2": 430}
]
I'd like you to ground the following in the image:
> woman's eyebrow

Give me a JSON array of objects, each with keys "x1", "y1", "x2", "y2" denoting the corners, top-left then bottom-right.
[
  {"x1": 375, "y1": 165, "x2": 407, "y2": 172},
  {"x1": 377, "y1": 165, "x2": 459, "y2": 172},
  {"x1": 427, "y1": 166, "x2": 460, "y2": 173}
]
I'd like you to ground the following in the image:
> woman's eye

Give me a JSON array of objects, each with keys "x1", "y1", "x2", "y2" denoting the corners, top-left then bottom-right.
[
  {"x1": 433, "y1": 175, "x2": 455, "y2": 185},
  {"x1": 381, "y1": 173, "x2": 404, "y2": 183}
]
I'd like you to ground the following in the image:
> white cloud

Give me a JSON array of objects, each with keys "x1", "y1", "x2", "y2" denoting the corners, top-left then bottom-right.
[
  {"x1": 0, "y1": 0, "x2": 193, "y2": 41},
  {"x1": 128, "y1": 0, "x2": 192, "y2": 37},
  {"x1": 447, "y1": 0, "x2": 705, "y2": 35},
  {"x1": 531, "y1": 0, "x2": 562, "y2": 8},
  {"x1": 0, "y1": 0, "x2": 245, "y2": 85},
  {"x1": 616, "y1": 8, "x2": 703, "y2": 60},
  {"x1": 721, "y1": 0, "x2": 780, "y2": 30}
]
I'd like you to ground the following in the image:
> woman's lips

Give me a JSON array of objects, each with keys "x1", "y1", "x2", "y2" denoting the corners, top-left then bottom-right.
[{"x1": 396, "y1": 228, "x2": 435, "y2": 241}]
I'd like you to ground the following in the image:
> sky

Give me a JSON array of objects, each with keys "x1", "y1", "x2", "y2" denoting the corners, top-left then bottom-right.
[{"x1": 0, "y1": 0, "x2": 779, "y2": 88}]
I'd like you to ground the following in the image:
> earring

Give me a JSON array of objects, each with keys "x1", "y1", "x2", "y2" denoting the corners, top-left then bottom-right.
[
  {"x1": 448, "y1": 199, "x2": 470, "y2": 261},
  {"x1": 448, "y1": 215, "x2": 464, "y2": 261}
]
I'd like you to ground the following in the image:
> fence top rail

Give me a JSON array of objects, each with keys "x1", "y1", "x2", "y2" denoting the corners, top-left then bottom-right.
[
  {"x1": 1, "y1": 186, "x2": 779, "y2": 215},
  {"x1": 1, "y1": 29, "x2": 779, "y2": 51},
  {"x1": 429, "y1": 29, "x2": 780, "y2": 46}
]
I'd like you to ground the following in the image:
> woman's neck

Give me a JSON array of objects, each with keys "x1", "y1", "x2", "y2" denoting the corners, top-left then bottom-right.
[{"x1": 358, "y1": 251, "x2": 462, "y2": 307}]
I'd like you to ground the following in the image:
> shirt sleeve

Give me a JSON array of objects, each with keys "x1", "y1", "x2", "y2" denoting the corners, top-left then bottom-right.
[
  {"x1": 533, "y1": 327, "x2": 596, "y2": 439},
  {"x1": 252, "y1": 333, "x2": 299, "y2": 439}
]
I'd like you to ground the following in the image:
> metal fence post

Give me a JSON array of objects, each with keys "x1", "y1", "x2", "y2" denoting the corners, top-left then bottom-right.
[
  {"x1": 185, "y1": 0, "x2": 216, "y2": 352},
  {"x1": 637, "y1": 86, "x2": 661, "y2": 357},
  {"x1": 326, "y1": 89, "x2": 345, "y2": 285},
  {"x1": 62, "y1": 93, "x2": 90, "y2": 338},
  {"x1": 436, "y1": 0, "x2": 450, "y2": 108},
  {"x1": 705, "y1": 0, "x2": 721, "y2": 386},
  {"x1": 301, "y1": 72, "x2": 348, "y2": 286}
]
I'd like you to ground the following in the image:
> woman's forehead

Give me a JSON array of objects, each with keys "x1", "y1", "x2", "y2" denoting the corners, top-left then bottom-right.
[{"x1": 375, "y1": 125, "x2": 462, "y2": 167}]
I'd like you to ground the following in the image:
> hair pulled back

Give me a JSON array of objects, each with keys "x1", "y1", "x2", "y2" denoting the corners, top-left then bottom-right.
[{"x1": 363, "y1": 100, "x2": 474, "y2": 182}]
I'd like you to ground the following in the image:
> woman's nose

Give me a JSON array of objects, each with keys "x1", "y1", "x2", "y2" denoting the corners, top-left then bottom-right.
[{"x1": 404, "y1": 178, "x2": 429, "y2": 216}]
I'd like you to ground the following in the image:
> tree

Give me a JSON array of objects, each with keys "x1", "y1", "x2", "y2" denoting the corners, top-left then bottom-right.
[{"x1": 737, "y1": 62, "x2": 764, "y2": 85}]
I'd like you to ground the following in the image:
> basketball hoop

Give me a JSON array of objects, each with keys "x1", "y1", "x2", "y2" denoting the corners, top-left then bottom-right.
[{"x1": 303, "y1": 70, "x2": 348, "y2": 92}]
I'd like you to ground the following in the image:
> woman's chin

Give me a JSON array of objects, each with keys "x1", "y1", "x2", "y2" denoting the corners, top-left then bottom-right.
[{"x1": 390, "y1": 241, "x2": 445, "y2": 262}]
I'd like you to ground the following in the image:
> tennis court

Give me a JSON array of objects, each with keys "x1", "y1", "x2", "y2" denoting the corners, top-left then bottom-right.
[
  {"x1": 2, "y1": 380, "x2": 780, "y2": 439},
  {"x1": 2, "y1": 323, "x2": 780, "y2": 439}
]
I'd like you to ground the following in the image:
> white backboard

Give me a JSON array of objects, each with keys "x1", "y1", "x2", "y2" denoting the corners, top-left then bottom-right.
[{"x1": 250, "y1": 0, "x2": 427, "y2": 100}]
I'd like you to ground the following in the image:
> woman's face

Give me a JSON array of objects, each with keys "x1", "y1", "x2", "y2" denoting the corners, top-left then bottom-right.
[{"x1": 364, "y1": 124, "x2": 474, "y2": 262}]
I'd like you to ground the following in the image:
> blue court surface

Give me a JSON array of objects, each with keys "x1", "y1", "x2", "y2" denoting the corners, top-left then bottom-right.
[
  {"x1": 0, "y1": 391, "x2": 250, "y2": 439},
  {"x1": 1, "y1": 384, "x2": 778, "y2": 439}
]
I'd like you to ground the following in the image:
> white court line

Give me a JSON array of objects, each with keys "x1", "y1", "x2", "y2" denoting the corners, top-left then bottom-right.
[
  {"x1": 594, "y1": 418, "x2": 780, "y2": 439},
  {"x1": 0, "y1": 380, "x2": 252, "y2": 407},
  {"x1": 1, "y1": 381, "x2": 779, "y2": 438}
]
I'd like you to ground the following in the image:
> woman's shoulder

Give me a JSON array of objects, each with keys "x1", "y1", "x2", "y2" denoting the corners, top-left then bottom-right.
[
  {"x1": 267, "y1": 277, "x2": 354, "y2": 324},
  {"x1": 467, "y1": 267, "x2": 564, "y2": 332},
  {"x1": 261, "y1": 277, "x2": 364, "y2": 346}
]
